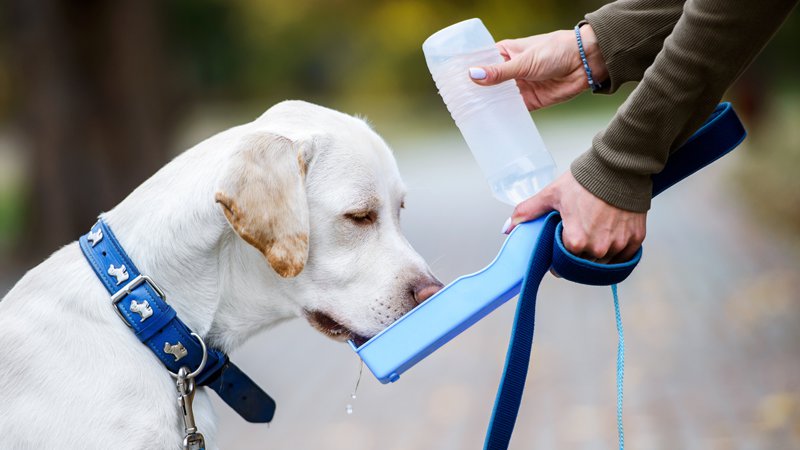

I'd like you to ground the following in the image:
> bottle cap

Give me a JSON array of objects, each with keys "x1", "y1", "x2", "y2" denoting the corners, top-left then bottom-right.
[{"x1": 422, "y1": 18, "x2": 496, "y2": 71}]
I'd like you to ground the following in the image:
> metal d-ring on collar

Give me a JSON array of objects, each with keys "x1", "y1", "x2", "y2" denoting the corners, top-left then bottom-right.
[{"x1": 171, "y1": 332, "x2": 208, "y2": 379}]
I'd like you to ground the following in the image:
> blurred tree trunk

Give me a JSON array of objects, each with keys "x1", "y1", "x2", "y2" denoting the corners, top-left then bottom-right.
[{"x1": 6, "y1": 0, "x2": 180, "y2": 261}]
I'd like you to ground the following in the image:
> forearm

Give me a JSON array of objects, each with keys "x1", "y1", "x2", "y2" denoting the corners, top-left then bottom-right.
[
  {"x1": 586, "y1": 0, "x2": 686, "y2": 93},
  {"x1": 573, "y1": 0, "x2": 799, "y2": 212}
]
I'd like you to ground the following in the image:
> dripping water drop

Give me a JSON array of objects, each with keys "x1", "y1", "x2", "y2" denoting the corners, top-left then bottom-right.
[{"x1": 345, "y1": 360, "x2": 364, "y2": 416}]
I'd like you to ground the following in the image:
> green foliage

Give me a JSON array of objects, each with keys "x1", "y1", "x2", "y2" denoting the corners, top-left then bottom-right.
[
  {"x1": 160, "y1": 0, "x2": 595, "y2": 107},
  {"x1": 0, "y1": 183, "x2": 25, "y2": 254},
  {"x1": 733, "y1": 91, "x2": 800, "y2": 238},
  {"x1": 164, "y1": 0, "x2": 248, "y2": 94},
  {"x1": 154, "y1": 0, "x2": 800, "y2": 126},
  {"x1": 0, "y1": 0, "x2": 794, "y2": 118}
]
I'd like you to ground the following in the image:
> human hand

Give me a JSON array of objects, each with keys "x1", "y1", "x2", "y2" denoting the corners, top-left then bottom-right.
[
  {"x1": 469, "y1": 26, "x2": 607, "y2": 110},
  {"x1": 504, "y1": 171, "x2": 646, "y2": 264}
]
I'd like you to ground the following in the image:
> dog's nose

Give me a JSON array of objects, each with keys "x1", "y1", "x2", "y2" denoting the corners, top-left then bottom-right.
[{"x1": 412, "y1": 276, "x2": 444, "y2": 304}]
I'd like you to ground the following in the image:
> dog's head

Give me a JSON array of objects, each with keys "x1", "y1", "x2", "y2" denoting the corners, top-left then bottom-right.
[{"x1": 215, "y1": 101, "x2": 441, "y2": 346}]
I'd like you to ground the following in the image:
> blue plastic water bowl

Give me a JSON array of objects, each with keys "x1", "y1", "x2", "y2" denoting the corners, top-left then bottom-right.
[{"x1": 350, "y1": 216, "x2": 547, "y2": 383}]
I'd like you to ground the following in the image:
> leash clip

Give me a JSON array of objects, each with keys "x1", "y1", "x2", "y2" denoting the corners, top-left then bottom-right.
[{"x1": 177, "y1": 366, "x2": 206, "y2": 450}]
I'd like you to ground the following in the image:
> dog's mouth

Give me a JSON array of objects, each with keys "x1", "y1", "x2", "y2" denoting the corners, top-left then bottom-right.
[{"x1": 304, "y1": 310, "x2": 372, "y2": 347}]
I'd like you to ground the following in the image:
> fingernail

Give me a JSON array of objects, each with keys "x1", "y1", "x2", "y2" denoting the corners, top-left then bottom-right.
[
  {"x1": 501, "y1": 217, "x2": 512, "y2": 234},
  {"x1": 469, "y1": 67, "x2": 487, "y2": 80}
]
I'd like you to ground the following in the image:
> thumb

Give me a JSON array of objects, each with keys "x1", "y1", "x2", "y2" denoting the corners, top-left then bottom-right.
[
  {"x1": 469, "y1": 57, "x2": 525, "y2": 86},
  {"x1": 505, "y1": 187, "x2": 556, "y2": 234}
]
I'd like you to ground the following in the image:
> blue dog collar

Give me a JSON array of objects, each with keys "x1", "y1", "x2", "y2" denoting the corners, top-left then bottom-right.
[{"x1": 79, "y1": 219, "x2": 276, "y2": 423}]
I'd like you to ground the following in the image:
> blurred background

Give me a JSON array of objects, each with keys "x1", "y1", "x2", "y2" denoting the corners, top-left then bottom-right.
[{"x1": 0, "y1": 1, "x2": 798, "y2": 449}]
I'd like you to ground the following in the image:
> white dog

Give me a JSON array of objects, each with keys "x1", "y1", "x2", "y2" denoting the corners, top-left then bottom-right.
[{"x1": 0, "y1": 101, "x2": 442, "y2": 449}]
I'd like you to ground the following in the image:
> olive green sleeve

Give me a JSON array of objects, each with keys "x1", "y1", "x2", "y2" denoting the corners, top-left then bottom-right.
[
  {"x1": 572, "y1": 0, "x2": 798, "y2": 212},
  {"x1": 586, "y1": 0, "x2": 686, "y2": 94}
]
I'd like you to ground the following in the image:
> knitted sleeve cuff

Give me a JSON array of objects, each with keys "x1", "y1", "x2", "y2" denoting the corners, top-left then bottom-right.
[{"x1": 570, "y1": 150, "x2": 653, "y2": 213}]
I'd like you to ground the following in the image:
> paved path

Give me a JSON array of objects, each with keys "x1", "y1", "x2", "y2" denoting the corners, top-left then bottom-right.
[
  {"x1": 212, "y1": 116, "x2": 799, "y2": 449},
  {"x1": 5, "y1": 116, "x2": 796, "y2": 449}
]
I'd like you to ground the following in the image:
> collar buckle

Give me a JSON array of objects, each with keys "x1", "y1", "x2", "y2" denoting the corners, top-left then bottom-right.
[{"x1": 110, "y1": 274, "x2": 167, "y2": 326}]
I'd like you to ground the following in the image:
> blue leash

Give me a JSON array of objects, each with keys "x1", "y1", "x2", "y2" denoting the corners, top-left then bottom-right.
[
  {"x1": 613, "y1": 284, "x2": 625, "y2": 450},
  {"x1": 483, "y1": 103, "x2": 746, "y2": 450}
]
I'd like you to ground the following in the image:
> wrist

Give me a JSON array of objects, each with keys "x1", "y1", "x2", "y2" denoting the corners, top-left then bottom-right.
[{"x1": 577, "y1": 24, "x2": 608, "y2": 86}]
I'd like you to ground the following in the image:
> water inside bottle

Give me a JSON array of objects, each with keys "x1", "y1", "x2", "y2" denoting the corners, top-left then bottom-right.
[
  {"x1": 489, "y1": 166, "x2": 555, "y2": 205},
  {"x1": 424, "y1": 18, "x2": 557, "y2": 208}
]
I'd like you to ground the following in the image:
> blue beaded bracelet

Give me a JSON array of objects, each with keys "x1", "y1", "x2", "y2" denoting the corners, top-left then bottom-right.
[{"x1": 575, "y1": 24, "x2": 603, "y2": 92}]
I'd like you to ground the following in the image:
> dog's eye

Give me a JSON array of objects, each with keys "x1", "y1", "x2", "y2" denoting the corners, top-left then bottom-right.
[{"x1": 345, "y1": 210, "x2": 377, "y2": 225}]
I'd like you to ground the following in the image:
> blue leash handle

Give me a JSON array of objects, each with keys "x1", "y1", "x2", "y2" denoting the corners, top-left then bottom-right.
[{"x1": 484, "y1": 103, "x2": 746, "y2": 449}]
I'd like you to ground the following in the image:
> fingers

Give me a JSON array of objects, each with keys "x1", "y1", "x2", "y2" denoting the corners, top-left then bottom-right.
[
  {"x1": 595, "y1": 238, "x2": 628, "y2": 265},
  {"x1": 562, "y1": 224, "x2": 646, "y2": 264},
  {"x1": 565, "y1": 234, "x2": 616, "y2": 263},
  {"x1": 610, "y1": 230, "x2": 646, "y2": 264},
  {"x1": 561, "y1": 225, "x2": 592, "y2": 259},
  {"x1": 469, "y1": 57, "x2": 525, "y2": 86},
  {"x1": 503, "y1": 188, "x2": 556, "y2": 234},
  {"x1": 495, "y1": 40, "x2": 512, "y2": 61}
]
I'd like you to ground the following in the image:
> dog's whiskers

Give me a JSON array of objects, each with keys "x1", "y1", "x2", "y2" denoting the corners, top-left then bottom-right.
[{"x1": 429, "y1": 253, "x2": 447, "y2": 271}]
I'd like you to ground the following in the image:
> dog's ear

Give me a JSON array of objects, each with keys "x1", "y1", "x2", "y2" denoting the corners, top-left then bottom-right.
[{"x1": 215, "y1": 131, "x2": 312, "y2": 278}]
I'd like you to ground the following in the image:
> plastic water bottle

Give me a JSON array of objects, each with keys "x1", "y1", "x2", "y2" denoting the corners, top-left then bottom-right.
[{"x1": 423, "y1": 18, "x2": 556, "y2": 206}]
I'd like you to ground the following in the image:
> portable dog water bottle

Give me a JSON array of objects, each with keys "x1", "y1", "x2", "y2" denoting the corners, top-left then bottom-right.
[
  {"x1": 350, "y1": 22, "x2": 746, "y2": 386},
  {"x1": 350, "y1": 99, "x2": 746, "y2": 383},
  {"x1": 422, "y1": 18, "x2": 556, "y2": 205}
]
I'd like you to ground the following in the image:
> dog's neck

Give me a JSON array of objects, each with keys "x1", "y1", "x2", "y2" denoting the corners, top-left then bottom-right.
[{"x1": 101, "y1": 132, "x2": 299, "y2": 353}]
